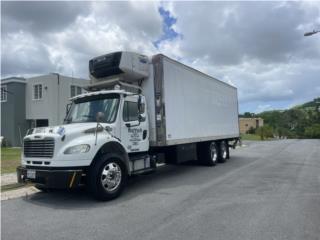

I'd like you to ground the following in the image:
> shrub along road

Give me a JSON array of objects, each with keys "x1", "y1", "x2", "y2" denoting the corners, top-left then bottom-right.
[{"x1": 2, "y1": 140, "x2": 320, "y2": 240}]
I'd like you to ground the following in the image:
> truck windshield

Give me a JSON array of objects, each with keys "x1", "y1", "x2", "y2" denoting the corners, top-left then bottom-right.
[{"x1": 65, "y1": 94, "x2": 120, "y2": 123}]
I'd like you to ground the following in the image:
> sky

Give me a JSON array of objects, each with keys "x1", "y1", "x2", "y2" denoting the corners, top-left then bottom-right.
[{"x1": 1, "y1": 1, "x2": 320, "y2": 113}]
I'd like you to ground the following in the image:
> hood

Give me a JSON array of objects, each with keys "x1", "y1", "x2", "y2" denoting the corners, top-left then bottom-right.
[{"x1": 25, "y1": 123, "x2": 109, "y2": 139}]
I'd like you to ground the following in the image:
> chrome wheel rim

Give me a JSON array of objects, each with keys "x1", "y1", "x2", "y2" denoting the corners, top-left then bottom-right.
[
  {"x1": 101, "y1": 162, "x2": 122, "y2": 192},
  {"x1": 210, "y1": 143, "x2": 218, "y2": 162},
  {"x1": 222, "y1": 144, "x2": 227, "y2": 159}
]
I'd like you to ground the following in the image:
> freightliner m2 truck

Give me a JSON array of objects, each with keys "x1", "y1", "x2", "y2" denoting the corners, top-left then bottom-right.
[{"x1": 17, "y1": 52, "x2": 240, "y2": 200}]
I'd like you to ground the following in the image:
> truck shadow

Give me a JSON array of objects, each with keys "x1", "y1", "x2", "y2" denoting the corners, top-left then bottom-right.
[{"x1": 23, "y1": 158, "x2": 239, "y2": 210}]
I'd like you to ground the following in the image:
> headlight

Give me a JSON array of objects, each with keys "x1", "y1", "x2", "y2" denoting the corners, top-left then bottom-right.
[{"x1": 64, "y1": 144, "x2": 90, "y2": 154}]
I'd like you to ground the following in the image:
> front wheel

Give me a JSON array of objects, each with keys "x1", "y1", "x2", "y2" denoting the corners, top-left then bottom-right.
[{"x1": 88, "y1": 155, "x2": 127, "y2": 201}]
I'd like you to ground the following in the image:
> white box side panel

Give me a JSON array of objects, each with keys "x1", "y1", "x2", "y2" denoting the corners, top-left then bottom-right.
[{"x1": 162, "y1": 58, "x2": 239, "y2": 144}]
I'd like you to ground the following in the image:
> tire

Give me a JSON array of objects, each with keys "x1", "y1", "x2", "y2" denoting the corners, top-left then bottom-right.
[
  {"x1": 88, "y1": 154, "x2": 127, "y2": 201},
  {"x1": 198, "y1": 141, "x2": 218, "y2": 166},
  {"x1": 218, "y1": 141, "x2": 228, "y2": 163}
]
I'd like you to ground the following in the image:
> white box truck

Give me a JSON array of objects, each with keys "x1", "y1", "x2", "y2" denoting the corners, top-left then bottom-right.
[{"x1": 17, "y1": 52, "x2": 240, "y2": 200}]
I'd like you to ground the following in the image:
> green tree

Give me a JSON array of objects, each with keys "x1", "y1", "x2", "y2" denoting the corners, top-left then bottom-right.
[
  {"x1": 243, "y1": 112, "x2": 255, "y2": 118},
  {"x1": 256, "y1": 97, "x2": 320, "y2": 139},
  {"x1": 304, "y1": 124, "x2": 320, "y2": 138},
  {"x1": 255, "y1": 125, "x2": 273, "y2": 140}
]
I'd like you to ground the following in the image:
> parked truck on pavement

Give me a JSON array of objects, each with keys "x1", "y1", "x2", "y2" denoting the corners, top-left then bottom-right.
[{"x1": 17, "y1": 52, "x2": 240, "y2": 200}]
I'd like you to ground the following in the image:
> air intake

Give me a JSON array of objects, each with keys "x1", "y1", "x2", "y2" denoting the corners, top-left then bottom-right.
[{"x1": 24, "y1": 138, "x2": 55, "y2": 158}]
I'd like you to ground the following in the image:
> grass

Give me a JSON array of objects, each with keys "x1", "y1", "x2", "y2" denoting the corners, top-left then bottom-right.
[
  {"x1": 1, "y1": 147, "x2": 21, "y2": 174},
  {"x1": 241, "y1": 134, "x2": 275, "y2": 141},
  {"x1": 241, "y1": 134, "x2": 262, "y2": 141}
]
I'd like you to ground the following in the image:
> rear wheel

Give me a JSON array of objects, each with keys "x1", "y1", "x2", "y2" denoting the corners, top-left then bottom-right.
[
  {"x1": 198, "y1": 141, "x2": 218, "y2": 166},
  {"x1": 218, "y1": 141, "x2": 228, "y2": 163},
  {"x1": 88, "y1": 154, "x2": 127, "y2": 201}
]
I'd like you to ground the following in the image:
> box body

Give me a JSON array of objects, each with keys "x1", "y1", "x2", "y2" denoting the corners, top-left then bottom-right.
[{"x1": 145, "y1": 54, "x2": 239, "y2": 147}]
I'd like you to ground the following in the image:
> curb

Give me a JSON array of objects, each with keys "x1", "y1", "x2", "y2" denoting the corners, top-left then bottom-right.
[
  {"x1": 1, "y1": 185, "x2": 39, "y2": 201},
  {"x1": 1, "y1": 174, "x2": 40, "y2": 201},
  {"x1": 1, "y1": 173, "x2": 18, "y2": 186}
]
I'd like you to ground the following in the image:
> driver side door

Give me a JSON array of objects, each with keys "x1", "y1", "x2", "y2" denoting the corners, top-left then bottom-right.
[{"x1": 121, "y1": 95, "x2": 149, "y2": 153}]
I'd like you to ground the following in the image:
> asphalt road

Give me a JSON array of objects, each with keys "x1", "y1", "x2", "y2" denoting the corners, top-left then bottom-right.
[{"x1": 2, "y1": 140, "x2": 320, "y2": 240}]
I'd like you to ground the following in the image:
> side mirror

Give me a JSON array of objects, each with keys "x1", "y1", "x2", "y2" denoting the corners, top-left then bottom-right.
[
  {"x1": 66, "y1": 103, "x2": 71, "y2": 116},
  {"x1": 64, "y1": 103, "x2": 72, "y2": 123},
  {"x1": 138, "y1": 95, "x2": 145, "y2": 114},
  {"x1": 96, "y1": 112, "x2": 105, "y2": 123},
  {"x1": 94, "y1": 112, "x2": 105, "y2": 146},
  {"x1": 138, "y1": 114, "x2": 145, "y2": 122},
  {"x1": 138, "y1": 95, "x2": 142, "y2": 112}
]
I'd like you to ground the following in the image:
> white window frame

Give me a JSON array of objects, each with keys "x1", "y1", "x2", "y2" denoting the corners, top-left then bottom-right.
[
  {"x1": 1, "y1": 85, "x2": 7, "y2": 102},
  {"x1": 33, "y1": 84, "x2": 43, "y2": 100},
  {"x1": 77, "y1": 86, "x2": 82, "y2": 95},
  {"x1": 70, "y1": 85, "x2": 82, "y2": 97}
]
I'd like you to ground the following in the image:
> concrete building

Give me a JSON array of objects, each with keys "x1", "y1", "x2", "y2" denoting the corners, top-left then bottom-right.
[
  {"x1": 26, "y1": 74, "x2": 88, "y2": 128},
  {"x1": 1, "y1": 74, "x2": 89, "y2": 146},
  {"x1": 239, "y1": 117, "x2": 264, "y2": 134},
  {"x1": 1, "y1": 77, "x2": 28, "y2": 146}
]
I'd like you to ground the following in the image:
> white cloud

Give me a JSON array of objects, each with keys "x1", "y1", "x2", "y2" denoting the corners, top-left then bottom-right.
[
  {"x1": 1, "y1": 1, "x2": 320, "y2": 113},
  {"x1": 159, "y1": 1, "x2": 320, "y2": 111},
  {"x1": 2, "y1": 1, "x2": 162, "y2": 78},
  {"x1": 256, "y1": 104, "x2": 272, "y2": 113}
]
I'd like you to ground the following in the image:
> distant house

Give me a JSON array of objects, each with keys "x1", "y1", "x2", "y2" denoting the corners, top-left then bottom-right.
[
  {"x1": 1, "y1": 74, "x2": 89, "y2": 146},
  {"x1": 239, "y1": 117, "x2": 264, "y2": 134}
]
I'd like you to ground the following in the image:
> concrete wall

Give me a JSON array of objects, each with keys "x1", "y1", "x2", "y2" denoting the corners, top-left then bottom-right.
[
  {"x1": 26, "y1": 74, "x2": 89, "y2": 126},
  {"x1": 239, "y1": 118, "x2": 264, "y2": 134},
  {"x1": 1, "y1": 74, "x2": 88, "y2": 146},
  {"x1": 1, "y1": 81, "x2": 28, "y2": 146}
]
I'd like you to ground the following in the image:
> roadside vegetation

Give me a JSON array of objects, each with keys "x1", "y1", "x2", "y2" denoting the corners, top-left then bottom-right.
[
  {"x1": 240, "y1": 97, "x2": 320, "y2": 139},
  {"x1": 240, "y1": 134, "x2": 261, "y2": 141},
  {"x1": 1, "y1": 148, "x2": 21, "y2": 174}
]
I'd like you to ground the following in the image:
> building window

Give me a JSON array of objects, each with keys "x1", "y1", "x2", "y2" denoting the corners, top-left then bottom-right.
[
  {"x1": 1, "y1": 85, "x2": 7, "y2": 102},
  {"x1": 33, "y1": 84, "x2": 42, "y2": 100},
  {"x1": 70, "y1": 85, "x2": 82, "y2": 97}
]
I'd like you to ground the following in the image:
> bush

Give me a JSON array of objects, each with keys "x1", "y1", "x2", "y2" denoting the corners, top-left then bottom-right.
[
  {"x1": 255, "y1": 125, "x2": 273, "y2": 140},
  {"x1": 304, "y1": 124, "x2": 320, "y2": 138},
  {"x1": 247, "y1": 127, "x2": 256, "y2": 134},
  {"x1": 1, "y1": 138, "x2": 11, "y2": 147}
]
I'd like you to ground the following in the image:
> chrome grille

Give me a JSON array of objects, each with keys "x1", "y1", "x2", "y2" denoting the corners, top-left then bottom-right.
[{"x1": 24, "y1": 138, "x2": 55, "y2": 158}]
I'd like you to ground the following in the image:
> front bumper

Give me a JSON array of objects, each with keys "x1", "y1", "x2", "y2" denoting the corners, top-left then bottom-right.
[{"x1": 17, "y1": 166, "x2": 83, "y2": 189}]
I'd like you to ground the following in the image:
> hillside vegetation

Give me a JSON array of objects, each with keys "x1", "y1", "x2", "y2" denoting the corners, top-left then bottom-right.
[{"x1": 241, "y1": 97, "x2": 320, "y2": 139}]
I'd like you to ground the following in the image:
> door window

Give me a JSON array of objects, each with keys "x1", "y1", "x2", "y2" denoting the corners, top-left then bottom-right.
[{"x1": 123, "y1": 101, "x2": 139, "y2": 122}]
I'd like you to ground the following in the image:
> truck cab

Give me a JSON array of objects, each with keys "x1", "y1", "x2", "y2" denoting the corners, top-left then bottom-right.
[
  {"x1": 18, "y1": 52, "x2": 156, "y2": 200},
  {"x1": 65, "y1": 90, "x2": 149, "y2": 153},
  {"x1": 18, "y1": 89, "x2": 154, "y2": 200}
]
